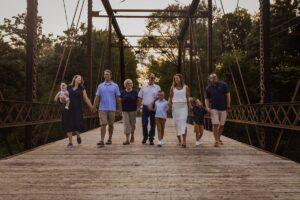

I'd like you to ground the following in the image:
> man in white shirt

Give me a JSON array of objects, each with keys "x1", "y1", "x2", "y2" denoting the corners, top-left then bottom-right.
[{"x1": 138, "y1": 73, "x2": 161, "y2": 145}]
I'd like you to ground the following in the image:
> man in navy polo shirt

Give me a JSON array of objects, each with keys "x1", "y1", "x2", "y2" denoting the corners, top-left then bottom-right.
[
  {"x1": 93, "y1": 69, "x2": 121, "y2": 148},
  {"x1": 205, "y1": 73, "x2": 231, "y2": 147}
]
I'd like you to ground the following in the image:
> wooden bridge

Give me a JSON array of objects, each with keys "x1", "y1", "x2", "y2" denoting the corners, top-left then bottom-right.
[
  {"x1": 0, "y1": 0, "x2": 299, "y2": 199},
  {"x1": 0, "y1": 118, "x2": 299, "y2": 200}
]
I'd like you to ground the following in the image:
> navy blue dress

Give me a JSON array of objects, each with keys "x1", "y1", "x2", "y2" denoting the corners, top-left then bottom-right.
[{"x1": 62, "y1": 85, "x2": 85, "y2": 133}]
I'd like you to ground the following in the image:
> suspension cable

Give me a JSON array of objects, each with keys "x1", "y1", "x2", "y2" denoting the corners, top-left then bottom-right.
[
  {"x1": 62, "y1": 0, "x2": 69, "y2": 28},
  {"x1": 60, "y1": 0, "x2": 86, "y2": 82}
]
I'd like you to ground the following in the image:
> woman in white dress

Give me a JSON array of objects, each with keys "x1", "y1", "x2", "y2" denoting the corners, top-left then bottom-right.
[{"x1": 168, "y1": 74, "x2": 191, "y2": 148}]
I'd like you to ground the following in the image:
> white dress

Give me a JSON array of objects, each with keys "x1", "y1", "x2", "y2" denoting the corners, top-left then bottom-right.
[{"x1": 172, "y1": 85, "x2": 188, "y2": 136}]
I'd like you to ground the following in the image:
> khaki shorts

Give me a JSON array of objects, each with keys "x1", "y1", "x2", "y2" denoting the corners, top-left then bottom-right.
[
  {"x1": 122, "y1": 111, "x2": 136, "y2": 134},
  {"x1": 194, "y1": 124, "x2": 204, "y2": 133},
  {"x1": 99, "y1": 111, "x2": 115, "y2": 126},
  {"x1": 210, "y1": 109, "x2": 227, "y2": 125}
]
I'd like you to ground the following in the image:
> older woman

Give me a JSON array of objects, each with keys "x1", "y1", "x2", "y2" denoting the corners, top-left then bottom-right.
[
  {"x1": 169, "y1": 74, "x2": 191, "y2": 148},
  {"x1": 62, "y1": 75, "x2": 93, "y2": 147},
  {"x1": 120, "y1": 79, "x2": 139, "y2": 145}
]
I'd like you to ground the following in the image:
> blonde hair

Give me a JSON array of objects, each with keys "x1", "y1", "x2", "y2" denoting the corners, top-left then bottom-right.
[
  {"x1": 70, "y1": 75, "x2": 84, "y2": 87},
  {"x1": 124, "y1": 79, "x2": 133, "y2": 88}
]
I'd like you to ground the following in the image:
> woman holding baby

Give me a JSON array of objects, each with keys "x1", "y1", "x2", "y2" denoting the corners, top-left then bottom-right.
[{"x1": 55, "y1": 75, "x2": 93, "y2": 147}]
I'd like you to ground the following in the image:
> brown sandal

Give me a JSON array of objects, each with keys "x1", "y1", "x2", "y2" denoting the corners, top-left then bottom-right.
[
  {"x1": 123, "y1": 141, "x2": 130, "y2": 145},
  {"x1": 130, "y1": 135, "x2": 134, "y2": 143},
  {"x1": 214, "y1": 141, "x2": 219, "y2": 147}
]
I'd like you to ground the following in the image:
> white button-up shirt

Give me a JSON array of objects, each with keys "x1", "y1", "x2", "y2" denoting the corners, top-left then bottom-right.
[{"x1": 138, "y1": 84, "x2": 161, "y2": 106}]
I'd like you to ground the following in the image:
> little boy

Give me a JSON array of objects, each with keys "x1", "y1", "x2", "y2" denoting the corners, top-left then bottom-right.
[
  {"x1": 154, "y1": 91, "x2": 169, "y2": 147},
  {"x1": 54, "y1": 83, "x2": 70, "y2": 109},
  {"x1": 190, "y1": 97, "x2": 207, "y2": 146}
]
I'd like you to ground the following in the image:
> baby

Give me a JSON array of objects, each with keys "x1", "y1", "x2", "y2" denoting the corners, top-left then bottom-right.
[{"x1": 54, "y1": 83, "x2": 70, "y2": 109}]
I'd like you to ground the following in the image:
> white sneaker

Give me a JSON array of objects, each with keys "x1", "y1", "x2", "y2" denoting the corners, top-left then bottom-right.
[
  {"x1": 157, "y1": 140, "x2": 162, "y2": 147},
  {"x1": 161, "y1": 139, "x2": 165, "y2": 145},
  {"x1": 195, "y1": 141, "x2": 201, "y2": 146}
]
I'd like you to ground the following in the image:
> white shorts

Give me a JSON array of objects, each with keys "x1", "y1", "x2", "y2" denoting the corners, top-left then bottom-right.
[{"x1": 211, "y1": 109, "x2": 227, "y2": 125}]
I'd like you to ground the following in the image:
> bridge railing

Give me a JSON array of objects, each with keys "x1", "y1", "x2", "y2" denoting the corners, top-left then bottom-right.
[
  {"x1": 227, "y1": 102, "x2": 299, "y2": 131},
  {"x1": 0, "y1": 100, "x2": 97, "y2": 129},
  {"x1": 0, "y1": 100, "x2": 299, "y2": 131}
]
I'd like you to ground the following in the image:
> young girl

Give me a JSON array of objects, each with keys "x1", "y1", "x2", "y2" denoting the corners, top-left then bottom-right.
[
  {"x1": 190, "y1": 98, "x2": 207, "y2": 146},
  {"x1": 54, "y1": 83, "x2": 70, "y2": 109},
  {"x1": 154, "y1": 91, "x2": 169, "y2": 147}
]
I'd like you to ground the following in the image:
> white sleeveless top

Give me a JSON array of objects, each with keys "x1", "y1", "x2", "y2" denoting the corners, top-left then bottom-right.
[{"x1": 172, "y1": 85, "x2": 187, "y2": 103}]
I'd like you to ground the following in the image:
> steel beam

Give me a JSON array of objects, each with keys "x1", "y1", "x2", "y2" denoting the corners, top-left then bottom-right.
[
  {"x1": 87, "y1": 0, "x2": 93, "y2": 100},
  {"x1": 105, "y1": 17, "x2": 112, "y2": 69},
  {"x1": 189, "y1": 18, "x2": 193, "y2": 95},
  {"x1": 92, "y1": 14, "x2": 208, "y2": 19},
  {"x1": 177, "y1": 40, "x2": 183, "y2": 73},
  {"x1": 100, "y1": 0, "x2": 123, "y2": 39},
  {"x1": 207, "y1": 0, "x2": 213, "y2": 73},
  {"x1": 259, "y1": 0, "x2": 271, "y2": 103},
  {"x1": 119, "y1": 39, "x2": 125, "y2": 89},
  {"x1": 178, "y1": 0, "x2": 201, "y2": 40},
  {"x1": 123, "y1": 35, "x2": 176, "y2": 38},
  {"x1": 25, "y1": 0, "x2": 38, "y2": 150},
  {"x1": 111, "y1": 45, "x2": 178, "y2": 49},
  {"x1": 112, "y1": 9, "x2": 188, "y2": 13}
]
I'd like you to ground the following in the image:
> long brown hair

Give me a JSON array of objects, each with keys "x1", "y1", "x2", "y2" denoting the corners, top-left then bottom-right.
[
  {"x1": 172, "y1": 73, "x2": 184, "y2": 88},
  {"x1": 70, "y1": 75, "x2": 84, "y2": 87}
]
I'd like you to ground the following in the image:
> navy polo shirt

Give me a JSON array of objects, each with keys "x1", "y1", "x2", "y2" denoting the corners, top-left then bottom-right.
[
  {"x1": 120, "y1": 90, "x2": 138, "y2": 112},
  {"x1": 205, "y1": 81, "x2": 229, "y2": 111}
]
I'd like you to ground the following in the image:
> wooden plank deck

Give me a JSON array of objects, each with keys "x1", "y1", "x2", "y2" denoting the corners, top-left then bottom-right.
[{"x1": 0, "y1": 118, "x2": 299, "y2": 200}]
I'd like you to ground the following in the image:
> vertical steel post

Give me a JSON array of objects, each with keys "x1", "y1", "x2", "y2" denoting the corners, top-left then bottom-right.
[
  {"x1": 207, "y1": 0, "x2": 213, "y2": 73},
  {"x1": 259, "y1": 0, "x2": 271, "y2": 149},
  {"x1": 189, "y1": 18, "x2": 193, "y2": 95},
  {"x1": 177, "y1": 40, "x2": 182, "y2": 73},
  {"x1": 25, "y1": 0, "x2": 38, "y2": 150},
  {"x1": 259, "y1": 0, "x2": 271, "y2": 104},
  {"x1": 119, "y1": 38, "x2": 125, "y2": 89},
  {"x1": 107, "y1": 16, "x2": 112, "y2": 69},
  {"x1": 87, "y1": 0, "x2": 93, "y2": 100}
]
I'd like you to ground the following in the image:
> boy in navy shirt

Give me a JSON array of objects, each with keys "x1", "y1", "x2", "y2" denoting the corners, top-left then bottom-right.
[{"x1": 190, "y1": 98, "x2": 207, "y2": 146}]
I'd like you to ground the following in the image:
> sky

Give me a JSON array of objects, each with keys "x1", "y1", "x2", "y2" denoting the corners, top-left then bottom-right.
[{"x1": 0, "y1": 0, "x2": 259, "y2": 46}]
